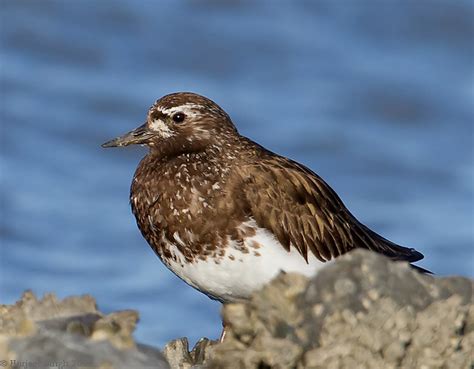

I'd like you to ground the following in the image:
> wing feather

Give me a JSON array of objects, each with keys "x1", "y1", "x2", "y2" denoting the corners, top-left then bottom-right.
[{"x1": 240, "y1": 154, "x2": 424, "y2": 264}]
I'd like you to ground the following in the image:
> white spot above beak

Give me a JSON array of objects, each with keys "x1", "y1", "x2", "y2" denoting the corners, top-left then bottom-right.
[{"x1": 150, "y1": 119, "x2": 174, "y2": 138}]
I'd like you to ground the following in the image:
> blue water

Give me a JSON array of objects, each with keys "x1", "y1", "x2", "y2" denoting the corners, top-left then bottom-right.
[{"x1": 1, "y1": 0, "x2": 473, "y2": 347}]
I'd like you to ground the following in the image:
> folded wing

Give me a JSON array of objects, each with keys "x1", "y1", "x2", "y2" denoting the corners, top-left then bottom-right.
[{"x1": 241, "y1": 155, "x2": 424, "y2": 264}]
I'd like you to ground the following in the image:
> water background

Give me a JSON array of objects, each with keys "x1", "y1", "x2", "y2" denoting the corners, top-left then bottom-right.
[{"x1": 1, "y1": 0, "x2": 473, "y2": 347}]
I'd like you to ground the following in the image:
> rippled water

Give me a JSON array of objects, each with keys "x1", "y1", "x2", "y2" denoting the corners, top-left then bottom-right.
[{"x1": 2, "y1": 0, "x2": 473, "y2": 347}]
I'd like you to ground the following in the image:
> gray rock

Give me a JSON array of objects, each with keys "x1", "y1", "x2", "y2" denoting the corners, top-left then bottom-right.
[
  {"x1": 2, "y1": 250, "x2": 472, "y2": 369},
  {"x1": 8, "y1": 331, "x2": 168, "y2": 369},
  {"x1": 0, "y1": 291, "x2": 169, "y2": 369},
  {"x1": 163, "y1": 337, "x2": 215, "y2": 369},
  {"x1": 176, "y1": 250, "x2": 473, "y2": 369}
]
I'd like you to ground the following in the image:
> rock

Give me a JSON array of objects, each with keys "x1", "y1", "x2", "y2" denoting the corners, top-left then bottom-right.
[
  {"x1": 0, "y1": 291, "x2": 169, "y2": 369},
  {"x1": 2, "y1": 250, "x2": 472, "y2": 369},
  {"x1": 163, "y1": 337, "x2": 216, "y2": 369},
  {"x1": 171, "y1": 250, "x2": 473, "y2": 369}
]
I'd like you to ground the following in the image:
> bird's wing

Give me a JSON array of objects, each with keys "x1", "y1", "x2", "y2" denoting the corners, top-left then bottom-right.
[{"x1": 240, "y1": 155, "x2": 424, "y2": 263}]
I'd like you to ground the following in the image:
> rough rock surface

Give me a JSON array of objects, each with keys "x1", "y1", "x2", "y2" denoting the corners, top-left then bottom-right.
[
  {"x1": 0, "y1": 291, "x2": 169, "y2": 369},
  {"x1": 2, "y1": 250, "x2": 472, "y2": 369},
  {"x1": 164, "y1": 250, "x2": 473, "y2": 369}
]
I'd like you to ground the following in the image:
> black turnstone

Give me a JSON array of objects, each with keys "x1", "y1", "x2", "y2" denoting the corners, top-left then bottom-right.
[{"x1": 102, "y1": 92, "x2": 428, "y2": 303}]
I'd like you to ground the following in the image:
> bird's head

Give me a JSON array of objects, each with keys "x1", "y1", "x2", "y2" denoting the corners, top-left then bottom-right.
[{"x1": 102, "y1": 92, "x2": 238, "y2": 156}]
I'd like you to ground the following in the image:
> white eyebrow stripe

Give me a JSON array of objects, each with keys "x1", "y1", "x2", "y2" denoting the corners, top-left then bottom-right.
[{"x1": 160, "y1": 103, "x2": 202, "y2": 117}]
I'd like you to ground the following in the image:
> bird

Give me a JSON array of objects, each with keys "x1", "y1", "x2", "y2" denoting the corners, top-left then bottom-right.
[{"x1": 102, "y1": 92, "x2": 429, "y2": 305}]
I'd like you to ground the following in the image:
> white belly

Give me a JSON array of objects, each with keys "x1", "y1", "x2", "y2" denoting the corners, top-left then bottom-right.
[{"x1": 161, "y1": 219, "x2": 329, "y2": 302}]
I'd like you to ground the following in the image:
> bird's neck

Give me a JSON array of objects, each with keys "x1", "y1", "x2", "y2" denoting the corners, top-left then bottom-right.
[
  {"x1": 134, "y1": 136, "x2": 242, "y2": 193},
  {"x1": 149, "y1": 132, "x2": 245, "y2": 165}
]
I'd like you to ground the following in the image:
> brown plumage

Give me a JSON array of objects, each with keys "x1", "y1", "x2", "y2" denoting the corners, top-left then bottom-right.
[
  {"x1": 102, "y1": 92, "x2": 428, "y2": 303},
  {"x1": 241, "y1": 154, "x2": 425, "y2": 264}
]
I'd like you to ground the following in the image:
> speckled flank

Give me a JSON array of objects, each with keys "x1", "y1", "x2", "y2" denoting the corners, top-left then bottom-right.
[{"x1": 159, "y1": 219, "x2": 328, "y2": 302}]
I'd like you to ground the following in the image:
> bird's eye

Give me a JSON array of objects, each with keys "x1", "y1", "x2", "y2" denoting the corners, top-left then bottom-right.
[{"x1": 172, "y1": 112, "x2": 186, "y2": 123}]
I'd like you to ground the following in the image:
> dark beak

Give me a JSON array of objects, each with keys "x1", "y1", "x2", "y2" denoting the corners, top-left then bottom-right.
[{"x1": 101, "y1": 123, "x2": 153, "y2": 148}]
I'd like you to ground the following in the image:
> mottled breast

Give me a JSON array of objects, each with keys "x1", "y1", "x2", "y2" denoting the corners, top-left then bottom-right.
[{"x1": 130, "y1": 150, "x2": 250, "y2": 264}]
